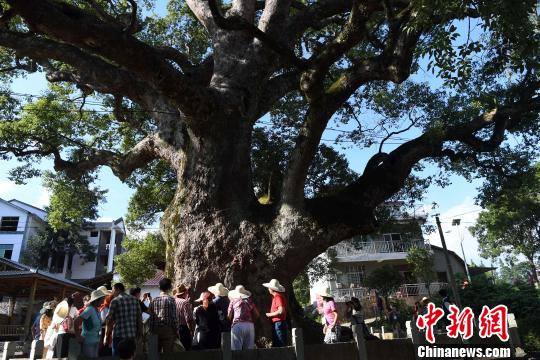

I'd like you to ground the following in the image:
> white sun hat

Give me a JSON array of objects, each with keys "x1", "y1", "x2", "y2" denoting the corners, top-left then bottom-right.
[
  {"x1": 89, "y1": 289, "x2": 107, "y2": 304},
  {"x1": 208, "y1": 283, "x2": 229, "y2": 297},
  {"x1": 262, "y1": 279, "x2": 286, "y2": 293},
  {"x1": 228, "y1": 285, "x2": 252, "y2": 299},
  {"x1": 317, "y1": 287, "x2": 334, "y2": 298},
  {"x1": 96, "y1": 286, "x2": 112, "y2": 295}
]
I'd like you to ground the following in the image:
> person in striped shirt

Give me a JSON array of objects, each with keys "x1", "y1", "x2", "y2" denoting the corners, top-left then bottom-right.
[
  {"x1": 174, "y1": 284, "x2": 194, "y2": 350},
  {"x1": 149, "y1": 278, "x2": 179, "y2": 353}
]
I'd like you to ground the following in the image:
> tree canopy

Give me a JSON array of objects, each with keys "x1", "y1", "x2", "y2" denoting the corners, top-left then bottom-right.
[
  {"x1": 470, "y1": 163, "x2": 540, "y2": 283},
  {"x1": 0, "y1": 0, "x2": 538, "y2": 302}
]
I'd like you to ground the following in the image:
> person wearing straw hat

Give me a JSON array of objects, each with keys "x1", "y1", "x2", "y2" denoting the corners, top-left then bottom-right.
[
  {"x1": 192, "y1": 291, "x2": 221, "y2": 350},
  {"x1": 44, "y1": 296, "x2": 77, "y2": 359},
  {"x1": 263, "y1": 279, "x2": 288, "y2": 347},
  {"x1": 74, "y1": 289, "x2": 106, "y2": 358},
  {"x1": 318, "y1": 287, "x2": 341, "y2": 344},
  {"x1": 174, "y1": 284, "x2": 194, "y2": 350},
  {"x1": 227, "y1": 285, "x2": 259, "y2": 350},
  {"x1": 209, "y1": 282, "x2": 231, "y2": 333}
]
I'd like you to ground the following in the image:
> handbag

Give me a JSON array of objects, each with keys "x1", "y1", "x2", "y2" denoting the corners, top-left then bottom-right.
[{"x1": 61, "y1": 316, "x2": 74, "y2": 333}]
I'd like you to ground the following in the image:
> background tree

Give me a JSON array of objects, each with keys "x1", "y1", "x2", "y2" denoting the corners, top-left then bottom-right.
[
  {"x1": 0, "y1": 0, "x2": 538, "y2": 339},
  {"x1": 364, "y1": 265, "x2": 403, "y2": 309},
  {"x1": 114, "y1": 232, "x2": 166, "y2": 287},
  {"x1": 406, "y1": 246, "x2": 436, "y2": 296},
  {"x1": 497, "y1": 257, "x2": 535, "y2": 285},
  {"x1": 470, "y1": 164, "x2": 540, "y2": 284}
]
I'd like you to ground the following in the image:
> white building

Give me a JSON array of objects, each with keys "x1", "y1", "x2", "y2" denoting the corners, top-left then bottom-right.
[
  {"x1": 0, "y1": 198, "x2": 48, "y2": 262},
  {"x1": 0, "y1": 197, "x2": 126, "y2": 281},
  {"x1": 310, "y1": 205, "x2": 469, "y2": 309}
]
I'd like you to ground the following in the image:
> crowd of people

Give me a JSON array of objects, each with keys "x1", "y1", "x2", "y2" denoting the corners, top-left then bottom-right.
[{"x1": 31, "y1": 277, "x2": 291, "y2": 358}]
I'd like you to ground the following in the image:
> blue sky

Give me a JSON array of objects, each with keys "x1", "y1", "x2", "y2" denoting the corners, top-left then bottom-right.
[{"x1": 0, "y1": 10, "x2": 488, "y2": 264}]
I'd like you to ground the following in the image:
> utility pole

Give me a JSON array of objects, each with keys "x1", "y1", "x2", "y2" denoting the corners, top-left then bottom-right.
[
  {"x1": 436, "y1": 215, "x2": 462, "y2": 308},
  {"x1": 452, "y1": 218, "x2": 472, "y2": 283}
]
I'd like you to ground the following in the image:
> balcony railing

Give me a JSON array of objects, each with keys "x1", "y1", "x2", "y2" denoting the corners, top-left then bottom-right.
[
  {"x1": 396, "y1": 282, "x2": 447, "y2": 298},
  {"x1": 333, "y1": 239, "x2": 429, "y2": 258},
  {"x1": 331, "y1": 282, "x2": 448, "y2": 302},
  {"x1": 332, "y1": 287, "x2": 371, "y2": 302}
]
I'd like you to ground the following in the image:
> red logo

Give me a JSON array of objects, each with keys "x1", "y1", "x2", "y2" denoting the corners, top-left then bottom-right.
[
  {"x1": 446, "y1": 305, "x2": 474, "y2": 339},
  {"x1": 478, "y1": 305, "x2": 509, "y2": 341},
  {"x1": 416, "y1": 303, "x2": 444, "y2": 343}
]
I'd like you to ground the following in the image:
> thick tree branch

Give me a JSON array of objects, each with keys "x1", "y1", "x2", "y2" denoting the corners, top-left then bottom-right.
[
  {"x1": 309, "y1": 92, "x2": 540, "y2": 226},
  {"x1": 185, "y1": 0, "x2": 217, "y2": 33},
  {"x1": 7, "y1": 0, "x2": 215, "y2": 117},
  {"x1": 208, "y1": 0, "x2": 308, "y2": 69},
  {"x1": 52, "y1": 134, "x2": 181, "y2": 181},
  {"x1": 0, "y1": 31, "x2": 146, "y2": 100},
  {"x1": 254, "y1": 71, "x2": 301, "y2": 119}
]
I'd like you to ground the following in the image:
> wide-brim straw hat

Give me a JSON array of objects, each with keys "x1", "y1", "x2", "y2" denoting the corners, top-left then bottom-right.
[
  {"x1": 96, "y1": 286, "x2": 112, "y2": 295},
  {"x1": 318, "y1": 288, "x2": 334, "y2": 298},
  {"x1": 421, "y1": 297, "x2": 429, "y2": 303},
  {"x1": 229, "y1": 285, "x2": 252, "y2": 299},
  {"x1": 40, "y1": 301, "x2": 54, "y2": 314},
  {"x1": 262, "y1": 279, "x2": 285, "y2": 293},
  {"x1": 53, "y1": 300, "x2": 69, "y2": 323},
  {"x1": 208, "y1": 283, "x2": 229, "y2": 297},
  {"x1": 174, "y1": 284, "x2": 188, "y2": 296},
  {"x1": 89, "y1": 289, "x2": 106, "y2": 304}
]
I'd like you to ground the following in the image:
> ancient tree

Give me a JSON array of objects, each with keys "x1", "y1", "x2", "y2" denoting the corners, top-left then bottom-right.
[{"x1": 0, "y1": 0, "x2": 539, "y2": 328}]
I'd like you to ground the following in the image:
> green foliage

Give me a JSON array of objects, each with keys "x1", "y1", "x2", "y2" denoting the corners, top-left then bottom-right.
[
  {"x1": 470, "y1": 164, "x2": 540, "y2": 277},
  {"x1": 497, "y1": 257, "x2": 535, "y2": 285},
  {"x1": 44, "y1": 172, "x2": 107, "y2": 231},
  {"x1": 406, "y1": 246, "x2": 436, "y2": 293},
  {"x1": 460, "y1": 275, "x2": 540, "y2": 353},
  {"x1": 293, "y1": 271, "x2": 311, "y2": 308},
  {"x1": 364, "y1": 265, "x2": 403, "y2": 299},
  {"x1": 125, "y1": 160, "x2": 176, "y2": 230},
  {"x1": 114, "y1": 232, "x2": 166, "y2": 287}
]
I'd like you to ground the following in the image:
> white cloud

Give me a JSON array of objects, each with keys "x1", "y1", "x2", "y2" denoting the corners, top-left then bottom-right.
[
  {"x1": 0, "y1": 180, "x2": 17, "y2": 199},
  {"x1": 426, "y1": 197, "x2": 490, "y2": 266},
  {"x1": 36, "y1": 187, "x2": 51, "y2": 208}
]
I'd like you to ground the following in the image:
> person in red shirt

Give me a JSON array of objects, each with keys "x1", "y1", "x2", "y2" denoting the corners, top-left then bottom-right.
[{"x1": 263, "y1": 279, "x2": 288, "y2": 347}]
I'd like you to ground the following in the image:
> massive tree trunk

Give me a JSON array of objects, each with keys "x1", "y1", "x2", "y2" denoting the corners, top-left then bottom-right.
[{"x1": 159, "y1": 108, "x2": 376, "y2": 342}]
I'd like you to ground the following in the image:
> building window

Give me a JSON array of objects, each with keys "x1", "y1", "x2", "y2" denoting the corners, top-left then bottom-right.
[
  {"x1": 382, "y1": 233, "x2": 402, "y2": 242},
  {"x1": 0, "y1": 244, "x2": 13, "y2": 259},
  {"x1": 0, "y1": 217, "x2": 19, "y2": 232},
  {"x1": 90, "y1": 231, "x2": 99, "y2": 238}
]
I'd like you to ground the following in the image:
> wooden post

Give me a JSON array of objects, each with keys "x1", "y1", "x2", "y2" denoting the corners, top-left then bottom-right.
[
  {"x1": 221, "y1": 331, "x2": 232, "y2": 360},
  {"x1": 30, "y1": 340, "x2": 44, "y2": 360},
  {"x1": 147, "y1": 334, "x2": 159, "y2": 360},
  {"x1": 23, "y1": 279, "x2": 38, "y2": 337},
  {"x1": 61, "y1": 287, "x2": 66, "y2": 299},
  {"x1": 352, "y1": 325, "x2": 368, "y2": 360},
  {"x1": 408, "y1": 319, "x2": 423, "y2": 360},
  {"x1": 67, "y1": 337, "x2": 81, "y2": 360},
  {"x1": 7, "y1": 297, "x2": 15, "y2": 325},
  {"x1": 2, "y1": 342, "x2": 16, "y2": 360},
  {"x1": 292, "y1": 328, "x2": 305, "y2": 360}
]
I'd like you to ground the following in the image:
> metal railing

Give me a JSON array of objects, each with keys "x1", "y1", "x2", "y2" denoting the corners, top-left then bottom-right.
[
  {"x1": 334, "y1": 239, "x2": 429, "y2": 258},
  {"x1": 396, "y1": 282, "x2": 447, "y2": 298},
  {"x1": 331, "y1": 282, "x2": 448, "y2": 301},
  {"x1": 0, "y1": 325, "x2": 25, "y2": 337},
  {"x1": 332, "y1": 287, "x2": 372, "y2": 302}
]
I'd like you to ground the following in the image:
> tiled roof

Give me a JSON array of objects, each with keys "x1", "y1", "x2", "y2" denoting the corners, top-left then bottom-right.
[{"x1": 143, "y1": 270, "x2": 164, "y2": 286}]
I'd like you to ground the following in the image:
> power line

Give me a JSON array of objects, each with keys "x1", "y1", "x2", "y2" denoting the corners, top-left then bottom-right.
[{"x1": 4, "y1": 91, "x2": 416, "y2": 143}]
